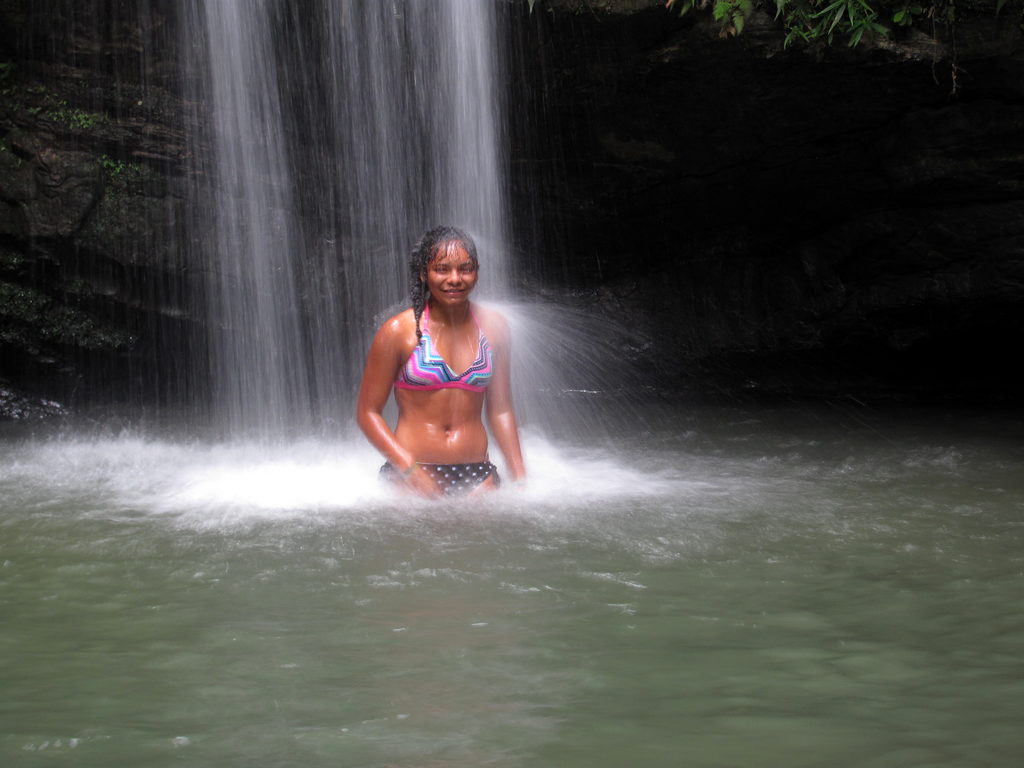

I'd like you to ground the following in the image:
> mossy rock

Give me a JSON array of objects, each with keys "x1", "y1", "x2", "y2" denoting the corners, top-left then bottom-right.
[{"x1": 0, "y1": 278, "x2": 132, "y2": 353}]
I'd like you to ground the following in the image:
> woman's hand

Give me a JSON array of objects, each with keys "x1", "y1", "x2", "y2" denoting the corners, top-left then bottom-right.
[{"x1": 400, "y1": 465, "x2": 444, "y2": 498}]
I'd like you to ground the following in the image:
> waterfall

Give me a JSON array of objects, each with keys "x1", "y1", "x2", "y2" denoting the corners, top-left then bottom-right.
[{"x1": 181, "y1": 0, "x2": 509, "y2": 437}]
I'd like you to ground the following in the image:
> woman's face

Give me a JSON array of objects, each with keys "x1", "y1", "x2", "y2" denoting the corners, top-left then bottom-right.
[{"x1": 423, "y1": 241, "x2": 478, "y2": 306}]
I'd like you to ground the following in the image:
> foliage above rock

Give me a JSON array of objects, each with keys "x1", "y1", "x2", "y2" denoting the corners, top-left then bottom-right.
[{"x1": 539, "y1": 0, "x2": 1020, "y2": 50}]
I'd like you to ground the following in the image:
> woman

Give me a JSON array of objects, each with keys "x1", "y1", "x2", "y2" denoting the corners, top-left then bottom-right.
[{"x1": 356, "y1": 226, "x2": 526, "y2": 497}]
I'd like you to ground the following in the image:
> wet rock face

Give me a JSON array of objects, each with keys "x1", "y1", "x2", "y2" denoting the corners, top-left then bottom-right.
[
  {"x1": 0, "y1": 380, "x2": 65, "y2": 421},
  {"x1": 1, "y1": 135, "x2": 102, "y2": 240},
  {"x1": 0, "y1": 0, "x2": 197, "y2": 414},
  {"x1": 2, "y1": 0, "x2": 1023, "y2": 411},
  {"x1": 512, "y1": 2, "x2": 1024, "y2": 400}
]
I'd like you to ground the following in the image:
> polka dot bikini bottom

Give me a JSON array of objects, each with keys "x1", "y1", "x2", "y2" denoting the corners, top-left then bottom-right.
[{"x1": 380, "y1": 461, "x2": 501, "y2": 495}]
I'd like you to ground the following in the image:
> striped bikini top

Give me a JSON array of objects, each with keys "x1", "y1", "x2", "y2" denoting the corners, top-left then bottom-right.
[{"x1": 394, "y1": 304, "x2": 493, "y2": 393}]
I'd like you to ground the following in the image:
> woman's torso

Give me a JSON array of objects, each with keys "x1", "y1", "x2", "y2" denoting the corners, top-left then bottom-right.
[
  {"x1": 392, "y1": 304, "x2": 494, "y2": 463},
  {"x1": 393, "y1": 387, "x2": 489, "y2": 463}
]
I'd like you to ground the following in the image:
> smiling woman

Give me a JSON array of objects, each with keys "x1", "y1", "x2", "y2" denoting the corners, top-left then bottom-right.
[{"x1": 356, "y1": 226, "x2": 527, "y2": 498}]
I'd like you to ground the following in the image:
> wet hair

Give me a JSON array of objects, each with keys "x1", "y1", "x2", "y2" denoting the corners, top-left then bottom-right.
[{"x1": 409, "y1": 226, "x2": 479, "y2": 345}]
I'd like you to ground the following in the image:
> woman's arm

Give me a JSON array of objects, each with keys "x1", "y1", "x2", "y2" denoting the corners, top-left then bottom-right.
[
  {"x1": 484, "y1": 312, "x2": 527, "y2": 484},
  {"x1": 355, "y1": 315, "x2": 441, "y2": 497}
]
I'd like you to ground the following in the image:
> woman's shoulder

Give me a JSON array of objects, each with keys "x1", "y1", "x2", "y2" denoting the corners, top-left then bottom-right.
[
  {"x1": 374, "y1": 306, "x2": 416, "y2": 333},
  {"x1": 373, "y1": 307, "x2": 418, "y2": 347}
]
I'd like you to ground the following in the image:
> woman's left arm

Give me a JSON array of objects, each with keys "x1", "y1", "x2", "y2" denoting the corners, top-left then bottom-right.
[{"x1": 484, "y1": 312, "x2": 526, "y2": 483}]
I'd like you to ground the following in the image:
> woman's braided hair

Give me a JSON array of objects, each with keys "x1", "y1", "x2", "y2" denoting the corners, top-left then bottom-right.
[{"x1": 409, "y1": 226, "x2": 479, "y2": 345}]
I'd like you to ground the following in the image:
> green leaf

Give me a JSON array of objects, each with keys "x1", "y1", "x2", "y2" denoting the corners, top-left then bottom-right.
[
  {"x1": 812, "y1": 0, "x2": 846, "y2": 18},
  {"x1": 829, "y1": 5, "x2": 847, "y2": 34},
  {"x1": 666, "y1": 0, "x2": 696, "y2": 16}
]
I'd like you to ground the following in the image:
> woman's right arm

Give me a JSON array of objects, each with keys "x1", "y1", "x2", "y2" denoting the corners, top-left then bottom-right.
[
  {"x1": 355, "y1": 318, "x2": 441, "y2": 497},
  {"x1": 356, "y1": 318, "x2": 415, "y2": 468}
]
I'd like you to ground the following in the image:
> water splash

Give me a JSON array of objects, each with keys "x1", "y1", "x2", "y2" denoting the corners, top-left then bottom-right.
[{"x1": 0, "y1": 430, "x2": 688, "y2": 528}]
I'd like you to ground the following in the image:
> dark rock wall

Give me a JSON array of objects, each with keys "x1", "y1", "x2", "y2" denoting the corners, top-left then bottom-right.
[
  {"x1": 510, "y1": 1, "x2": 1024, "y2": 400},
  {"x1": 0, "y1": 0, "x2": 203, "y2": 416},
  {"x1": 2, "y1": 0, "x2": 1023, "y2": 418}
]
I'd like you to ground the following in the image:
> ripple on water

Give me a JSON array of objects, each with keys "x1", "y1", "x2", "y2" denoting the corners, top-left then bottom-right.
[{"x1": 2, "y1": 407, "x2": 1024, "y2": 767}]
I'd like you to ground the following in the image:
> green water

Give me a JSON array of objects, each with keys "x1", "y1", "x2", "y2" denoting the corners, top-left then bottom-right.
[{"x1": 2, "y1": 405, "x2": 1022, "y2": 767}]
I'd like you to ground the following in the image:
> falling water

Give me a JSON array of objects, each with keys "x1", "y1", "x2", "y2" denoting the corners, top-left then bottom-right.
[{"x1": 180, "y1": 0, "x2": 508, "y2": 437}]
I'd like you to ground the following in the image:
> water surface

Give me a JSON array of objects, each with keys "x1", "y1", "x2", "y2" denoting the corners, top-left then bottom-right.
[{"x1": 2, "y1": 403, "x2": 1022, "y2": 767}]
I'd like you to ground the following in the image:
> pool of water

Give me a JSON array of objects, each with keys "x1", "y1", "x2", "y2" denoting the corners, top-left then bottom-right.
[{"x1": 2, "y1": 403, "x2": 1022, "y2": 767}]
